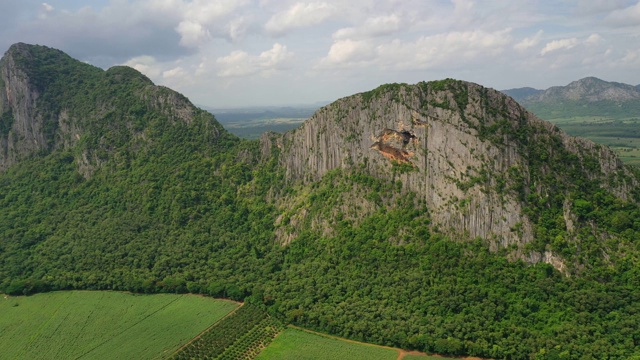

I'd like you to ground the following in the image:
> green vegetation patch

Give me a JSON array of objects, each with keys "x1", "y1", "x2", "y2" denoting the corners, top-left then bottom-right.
[
  {"x1": 527, "y1": 111, "x2": 640, "y2": 166},
  {"x1": 402, "y1": 355, "x2": 458, "y2": 360},
  {"x1": 256, "y1": 328, "x2": 398, "y2": 360},
  {"x1": 0, "y1": 291, "x2": 238, "y2": 360},
  {"x1": 172, "y1": 303, "x2": 284, "y2": 360}
]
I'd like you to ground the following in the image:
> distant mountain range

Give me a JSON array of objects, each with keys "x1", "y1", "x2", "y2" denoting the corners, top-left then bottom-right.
[
  {"x1": 502, "y1": 77, "x2": 640, "y2": 119},
  {"x1": 502, "y1": 77, "x2": 640, "y2": 103}
]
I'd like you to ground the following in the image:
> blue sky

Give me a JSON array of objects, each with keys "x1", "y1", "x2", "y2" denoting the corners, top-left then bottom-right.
[{"x1": 1, "y1": 0, "x2": 640, "y2": 107}]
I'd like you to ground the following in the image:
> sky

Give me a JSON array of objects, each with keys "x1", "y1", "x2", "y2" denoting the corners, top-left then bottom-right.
[{"x1": 1, "y1": 0, "x2": 640, "y2": 108}]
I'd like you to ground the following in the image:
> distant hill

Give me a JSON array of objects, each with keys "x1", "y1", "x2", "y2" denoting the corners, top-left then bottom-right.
[
  {"x1": 524, "y1": 77, "x2": 640, "y2": 103},
  {"x1": 500, "y1": 87, "x2": 543, "y2": 102},
  {"x1": 500, "y1": 77, "x2": 640, "y2": 166},
  {"x1": 501, "y1": 77, "x2": 640, "y2": 118},
  {"x1": 203, "y1": 105, "x2": 319, "y2": 139}
]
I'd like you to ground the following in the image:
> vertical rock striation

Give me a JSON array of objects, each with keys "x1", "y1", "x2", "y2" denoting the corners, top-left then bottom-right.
[{"x1": 262, "y1": 80, "x2": 638, "y2": 257}]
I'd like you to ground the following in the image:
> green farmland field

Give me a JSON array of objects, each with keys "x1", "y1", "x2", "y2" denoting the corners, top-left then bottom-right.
[
  {"x1": 256, "y1": 328, "x2": 399, "y2": 360},
  {"x1": 0, "y1": 291, "x2": 238, "y2": 359},
  {"x1": 536, "y1": 115, "x2": 640, "y2": 166},
  {"x1": 402, "y1": 355, "x2": 459, "y2": 360}
]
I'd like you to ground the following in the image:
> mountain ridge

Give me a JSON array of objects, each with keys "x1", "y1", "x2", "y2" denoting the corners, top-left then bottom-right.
[
  {"x1": 502, "y1": 76, "x2": 640, "y2": 104},
  {"x1": 0, "y1": 42, "x2": 227, "y2": 175}
]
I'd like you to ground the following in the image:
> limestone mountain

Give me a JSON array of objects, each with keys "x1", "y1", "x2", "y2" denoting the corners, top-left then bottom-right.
[
  {"x1": 263, "y1": 80, "x2": 639, "y2": 270},
  {"x1": 0, "y1": 43, "x2": 226, "y2": 175}
]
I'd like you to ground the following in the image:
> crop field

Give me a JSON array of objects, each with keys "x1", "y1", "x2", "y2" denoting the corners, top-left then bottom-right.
[
  {"x1": 255, "y1": 328, "x2": 399, "y2": 360},
  {"x1": 544, "y1": 116, "x2": 640, "y2": 166},
  {"x1": 0, "y1": 291, "x2": 238, "y2": 359},
  {"x1": 402, "y1": 355, "x2": 459, "y2": 360},
  {"x1": 222, "y1": 117, "x2": 306, "y2": 139},
  {"x1": 172, "y1": 302, "x2": 284, "y2": 359}
]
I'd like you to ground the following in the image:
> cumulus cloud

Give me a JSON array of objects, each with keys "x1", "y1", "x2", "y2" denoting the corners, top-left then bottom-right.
[
  {"x1": 265, "y1": 2, "x2": 337, "y2": 36},
  {"x1": 317, "y1": 28, "x2": 513, "y2": 72},
  {"x1": 39, "y1": 3, "x2": 54, "y2": 19},
  {"x1": 163, "y1": 66, "x2": 187, "y2": 79},
  {"x1": 585, "y1": 33, "x2": 603, "y2": 45},
  {"x1": 176, "y1": 0, "x2": 251, "y2": 45},
  {"x1": 619, "y1": 48, "x2": 640, "y2": 66},
  {"x1": 540, "y1": 38, "x2": 579, "y2": 56},
  {"x1": 122, "y1": 55, "x2": 164, "y2": 79},
  {"x1": 216, "y1": 43, "x2": 293, "y2": 77},
  {"x1": 333, "y1": 14, "x2": 403, "y2": 40},
  {"x1": 318, "y1": 39, "x2": 375, "y2": 67},
  {"x1": 604, "y1": 1, "x2": 640, "y2": 26},
  {"x1": 176, "y1": 20, "x2": 211, "y2": 48},
  {"x1": 377, "y1": 29, "x2": 512, "y2": 70},
  {"x1": 514, "y1": 30, "x2": 543, "y2": 51}
]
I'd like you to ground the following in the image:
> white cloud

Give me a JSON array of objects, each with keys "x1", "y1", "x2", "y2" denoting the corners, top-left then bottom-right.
[
  {"x1": 216, "y1": 43, "x2": 293, "y2": 77},
  {"x1": 39, "y1": 2, "x2": 55, "y2": 19},
  {"x1": 265, "y1": 2, "x2": 337, "y2": 36},
  {"x1": 163, "y1": 66, "x2": 187, "y2": 79},
  {"x1": 514, "y1": 30, "x2": 543, "y2": 51},
  {"x1": 123, "y1": 55, "x2": 163, "y2": 78},
  {"x1": 176, "y1": 20, "x2": 211, "y2": 48},
  {"x1": 585, "y1": 33, "x2": 603, "y2": 45},
  {"x1": 182, "y1": 0, "x2": 249, "y2": 24},
  {"x1": 259, "y1": 43, "x2": 292, "y2": 68},
  {"x1": 333, "y1": 14, "x2": 403, "y2": 40},
  {"x1": 604, "y1": 2, "x2": 640, "y2": 26},
  {"x1": 540, "y1": 38, "x2": 578, "y2": 56},
  {"x1": 616, "y1": 48, "x2": 640, "y2": 66},
  {"x1": 321, "y1": 39, "x2": 374, "y2": 66},
  {"x1": 377, "y1": 29, "x2": 512, "y2": 70},
  {"x1": 228, "y1": 16, "x2": 251, "y2": 42}
]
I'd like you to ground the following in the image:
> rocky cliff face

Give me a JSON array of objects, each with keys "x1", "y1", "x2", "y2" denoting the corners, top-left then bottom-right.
[
  {"x1": 262, "y1": 80, "x2": 638, "y2": 262},
  {"x1": 0, "y1": 43, "x2": 223, "y2": 176},
  {"x1": 0, "y1": 43, "x2": 51, "y2": 171}
]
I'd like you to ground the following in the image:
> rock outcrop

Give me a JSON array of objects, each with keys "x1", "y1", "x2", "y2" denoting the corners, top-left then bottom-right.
[
  {"x1": 0, "y1": 43, "x2": 52, "y2": 171},
  {"x1": 262, "y1": 80, "x2": 638, "y2": 263},
  {"x1": 0, "y1": 43, "x2": 223, "y2": 176}
]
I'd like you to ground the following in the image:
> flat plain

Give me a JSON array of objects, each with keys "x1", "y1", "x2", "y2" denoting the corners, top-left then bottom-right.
[
  {"x1": 255, "y1": 328, "x2": 399, "y2": 360},
  {"x1": 545, "y1": 116, "x2": 640, "y2": 166},
  {"x1": 0, "y1": 291, "x2": 238, "y2": 359}
]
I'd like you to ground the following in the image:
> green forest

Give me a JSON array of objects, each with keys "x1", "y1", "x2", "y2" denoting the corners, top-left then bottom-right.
[{"x1": 1, "y1": 44, "x2": 640, "y2": 359}]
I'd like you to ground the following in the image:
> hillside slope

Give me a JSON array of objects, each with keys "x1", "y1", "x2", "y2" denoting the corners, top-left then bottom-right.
[
  {"x1": 264, "y1": 80, "x2": 638, "y2": 269},
  {"x1": 506, "y1": 77, "x2": 640, "y2": 119},
  {"x1": 0, "y1": 43, "x2": 226, "y2": 175},
  {"x1": 1, "y1": 44, "x2": 640, "y2": 359}
]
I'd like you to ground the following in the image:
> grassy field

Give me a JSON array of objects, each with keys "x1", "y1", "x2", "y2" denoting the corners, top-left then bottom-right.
[
  {"x1": 0, "y1": 291, "x2": 238, "y2": 359},
  {"x1": 256, "y1": 327, "x2": 463, "y2": 360},
  {"x1": 540, "y1": 116, "x2": 640, "y2": 166},
  {"x1": 256, "y1": 328, "x2": 399, "y2": 360},
  {"x1": 223, "y1": 117, "x2": 306, "y2": 139},
  {"x1": 402, "y1": 356, "x2": 460, "y2": 360}
]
